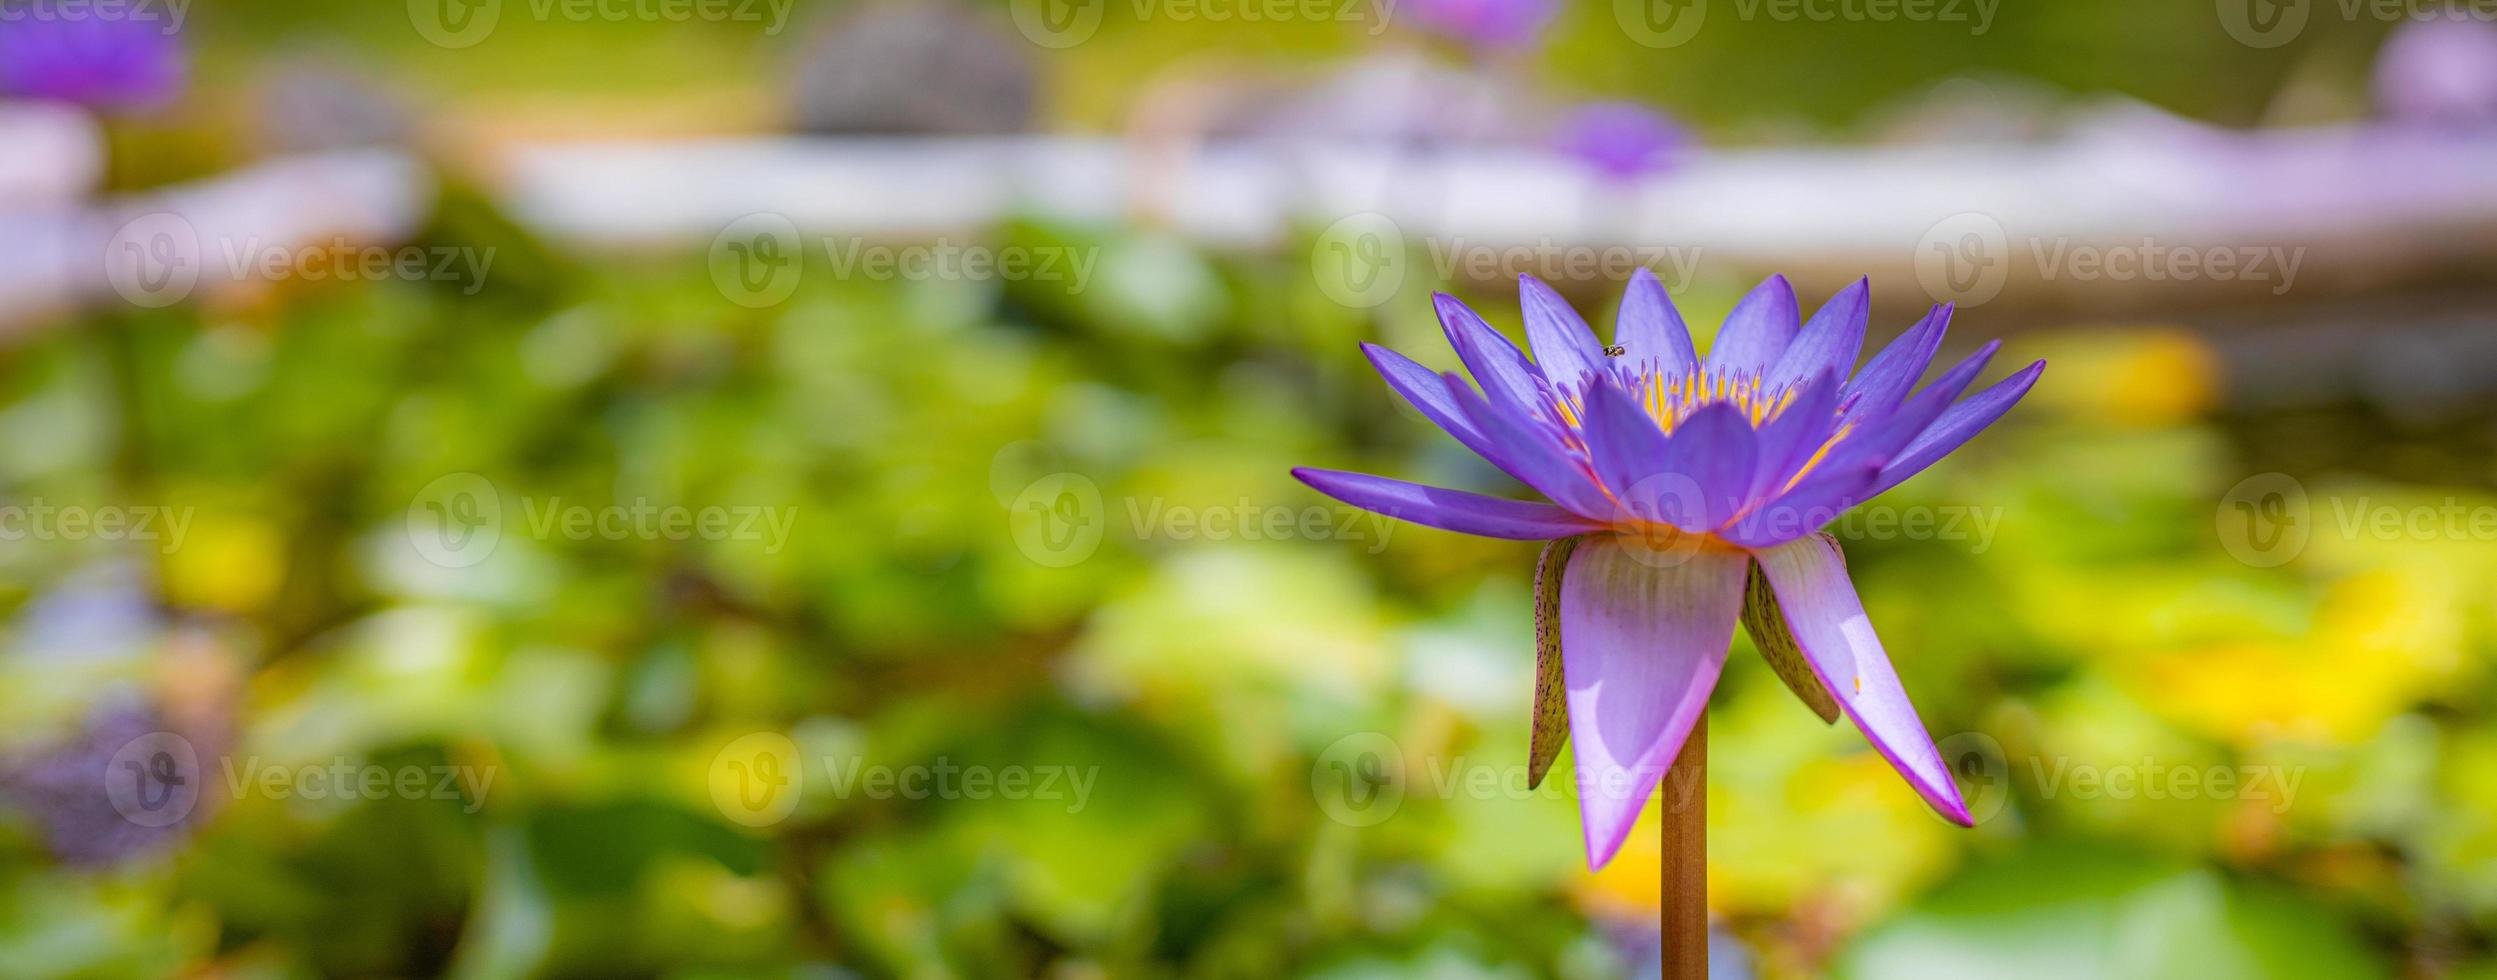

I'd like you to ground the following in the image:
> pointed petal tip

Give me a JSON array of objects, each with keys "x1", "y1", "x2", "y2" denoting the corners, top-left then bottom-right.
[
  {"x1": 1918, "y1": 768, "x2": 1977, "y2": 827},
  {"x1": 1578, "y1": 789, "x2": 1644, "y2": 869}
]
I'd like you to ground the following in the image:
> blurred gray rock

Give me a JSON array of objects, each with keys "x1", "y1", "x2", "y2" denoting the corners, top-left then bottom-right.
[
  {"x1": 254, "y1": 54, "x2": 412, "y2": 154},
  {"x1": 788, "y1": 2, "x2": 1038, "y2": 136}
]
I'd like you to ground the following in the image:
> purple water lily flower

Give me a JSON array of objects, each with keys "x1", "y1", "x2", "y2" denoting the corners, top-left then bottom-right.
[
  {"x1": 0, "y1": 9, "x2": 186, "y2": 110},
  {"x1": 1403, "y1": 0, "x2": 1556, "y2": 51},
  {"x1": 1556, "y1": 101, "x2": 1690, "y2": 182},
  {"x1": 1294, "y1": 272, "x2": 2043, "y2": 867},
  {"x1": 2375, "y1": 15, "x2": 2497, "y2": 127}
]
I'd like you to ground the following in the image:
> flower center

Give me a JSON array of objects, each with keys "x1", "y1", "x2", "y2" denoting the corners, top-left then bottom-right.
[
  {"x1": 1555, "y1": 366, "x2": 1853, "y2": 494},
  {"x1": 1555, "y1": 366, "x2": 1796, "y2": 433}
]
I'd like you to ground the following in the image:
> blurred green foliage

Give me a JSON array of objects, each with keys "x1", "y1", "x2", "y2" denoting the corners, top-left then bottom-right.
[
  {"x1": 1, "y1": 172, "x2": 2494, "y2": 977},
  {"x1": 3, "y1": 3, "x2": 2493, "y2": 976}
]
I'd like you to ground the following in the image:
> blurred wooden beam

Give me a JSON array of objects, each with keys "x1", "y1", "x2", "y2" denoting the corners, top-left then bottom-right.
[{"x1": 488, "y1": 125, "x2": 2497, "y2": 311}]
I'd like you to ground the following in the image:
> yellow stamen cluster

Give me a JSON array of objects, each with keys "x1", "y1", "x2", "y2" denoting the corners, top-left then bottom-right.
[
  {"x1": 1637, "y1": 368, "x2": 1793, "y2": 432},
  {"x1": 1554, "y1": 367, "x2": 1796, "y2": 434}
]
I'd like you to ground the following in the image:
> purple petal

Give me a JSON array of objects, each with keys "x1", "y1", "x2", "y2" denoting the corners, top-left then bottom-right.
[
  {"x1": 1613, "y1": 267, "x2": 1697, "y2": 376},
  {"x1": 1561, "y1": 535, "x2": 1748, "y2": 867},
  {"x1": 1441, "y1": 373, "x2": 1614, "y2": 519},
  {"x1": 1836, "y1": 340, "x2": 1999, "y2": 474},
  {"x1": 1436, "y1": 293, "x2": 1549, "y2": 419},
  {"x1": 1720, "y1": 462, "x2": 1879, "y2": 549},
  {"x1": 1750, "y1": 370, "x2": 1842, "y2": 500},
  {"x1": 1766, "y1": 278, "x2": 1869, "y2": 391},
  {"x1": 1659, "y1": 402, "x2": 1759, "y2": 532},
  {"x1": 1864, "y1": 359, "x2": 2045, "y2": 499},
  {"x1": 1292, "y1": 468, "x2": 1605, "y2": 539},
  {"x1": 1751, "y1": 535, "x2": 1971, "y2": 825},
  {"x1": 1363, "y1": 343, "x2": 1489, "y2": 449},
  {"x1": 1841, "y1": 304, "x2": 1949, "y2": 423},
  {"x1": 1702, "y1": 275, "x2": 1799, "y2": 376},
  {"x1": 1579, "y1": 379, "x2": 1673, "y2": 523},
  {"x1": 1519, "y1": 275, "x2": 1607, "y2": 393}
]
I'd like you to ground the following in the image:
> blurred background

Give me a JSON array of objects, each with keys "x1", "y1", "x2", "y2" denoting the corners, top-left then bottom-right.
[{"x1": 3, "y1": 0, "x2": 2497, "y2": 977}]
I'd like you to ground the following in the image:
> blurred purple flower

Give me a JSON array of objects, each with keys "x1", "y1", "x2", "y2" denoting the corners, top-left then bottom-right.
[
  {"x1": 0, "y1": 694, "x2": 198, "y2": 866},
  {"x1": 0, "y1": 7, "x2": 186, "y2": 109},
  {"x1": 1402, "y1": 0, "x2": 1556, "y2": 51},
  {"x1": 1557, "y1": 101, "x2": 1691, "y2": 181},
  {"x1": 2375, "y1": 15, "x2": 2497, "y2": 127},
  {"x1": 1295, "y1": 273, "x2": 2042, "y2": 866}
]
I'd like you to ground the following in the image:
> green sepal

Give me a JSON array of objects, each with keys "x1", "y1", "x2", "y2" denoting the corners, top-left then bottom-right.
[
  {"x1": 1741, "y1": 542, "x2": 1842, "y2": 725},
  {"x1": 1526, "y1": 535, "x2": 1581, "y2": 789}
]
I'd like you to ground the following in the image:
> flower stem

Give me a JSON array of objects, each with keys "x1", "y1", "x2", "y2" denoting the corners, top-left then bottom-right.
[{"x1": 1663, "y1": 720, "x2": 1707, "y2": 979}]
